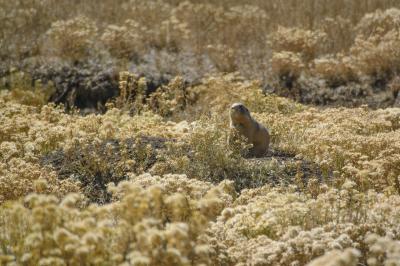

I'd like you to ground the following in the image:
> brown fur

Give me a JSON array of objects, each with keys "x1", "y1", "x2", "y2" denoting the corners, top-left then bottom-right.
[{"x1": 229, "y1": 103, "x2": 270, "y2": 157}]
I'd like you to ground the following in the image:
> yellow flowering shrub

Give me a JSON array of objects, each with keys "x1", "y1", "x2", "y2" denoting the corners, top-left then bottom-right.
[
  {"x1": 100, "y1": 19, "x2": 148, "y2": 59},
  {"x1": 1, "y1": 74, "x2": 400, "y2": 265},
  {"x1": 207, "y1": 180, "x2": 400, "y2": 265},
  {"x1": 0, "y1": 174, "x2": 235, "y2": 265},
  {"x1": 3, "y1": 0, "x2": 400, "y2": 264},
  {"x1": 257, "y1": 106, "x2": 400, "y2": 192},
  {"x1": 44, "y1": 16, "x2": 98, "y2": 60},
  {"x1": 270, "y1": 26, "x2": 326, "y2": 63},
  {"x1": 271, "y1": 51, "x2": 305, "y2": 81}
]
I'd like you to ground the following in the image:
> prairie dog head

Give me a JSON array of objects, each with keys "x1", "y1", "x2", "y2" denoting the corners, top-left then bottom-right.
[{"x1": 230, "y1": 102, "x2": 251, "y2": 123}]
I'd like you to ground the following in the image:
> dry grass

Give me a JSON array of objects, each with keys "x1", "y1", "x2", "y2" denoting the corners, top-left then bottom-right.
[
  {"x1": 2, "y1": 0, "x2": 400, "y2": 83},
  {"x1": 1, "y1": 74, "x2": 400, "y2": 264},
  {"x1": 2, "y1": 0, "x2": 400, "y2": 265}
]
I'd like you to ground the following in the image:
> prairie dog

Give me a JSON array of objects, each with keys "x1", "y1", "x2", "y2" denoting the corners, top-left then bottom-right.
[{"x1": 229, "y1": 103, "x2": 270, "y2": 157}]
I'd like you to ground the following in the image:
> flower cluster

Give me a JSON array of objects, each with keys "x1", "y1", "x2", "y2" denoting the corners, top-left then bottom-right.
[
  {"x1": 44, "y1": 16, "x2": 98, "y2": 60},
  {"x1": 207, "y1": 180, "x2": 400, "y2": 265},
  {"x1": 1, "y1": 73, "x2": 400, "y2": 264},
  {"x1": 0, "y1": 174, "x2": 235, "y2": 265}
]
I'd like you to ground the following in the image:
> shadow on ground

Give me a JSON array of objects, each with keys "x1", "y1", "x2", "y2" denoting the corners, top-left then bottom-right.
[
  {"x1": 41, "y1": 137, "x2": 329, "y2": 203},
  {"x1": 41, "y1": 136, "x2": 168, "y2": 204},
  {"x1": 232, "y1": 148, "x2": 329, "y2": 192}
]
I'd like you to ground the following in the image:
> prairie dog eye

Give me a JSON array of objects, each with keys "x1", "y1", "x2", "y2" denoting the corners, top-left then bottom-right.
[{"x1": 240, "y1": 105, "x2": 249, "y2": 113}]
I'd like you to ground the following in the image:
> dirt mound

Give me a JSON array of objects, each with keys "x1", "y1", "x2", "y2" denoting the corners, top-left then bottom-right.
[
  {"x1": 2, "y1": 57, "x2": 400, "y2": 111},
  {"x1": 232, "y1": 149, "x2": 329, "y2": 192},
  {"x1": 266, "y1": 77, "x2": 398, "y2": 109},
  {"x1": 41, "y1": 136, "x2": 169, "y2": 203},
  {"x1": 41, "y1": 134, "x2": 327, "y2": 203},
  {"x1": 1, "y1": 60, "x2": 182, "y2": 114},
  {"x1": 30, "y1": 61, "x2": 119, "y2": 112}
]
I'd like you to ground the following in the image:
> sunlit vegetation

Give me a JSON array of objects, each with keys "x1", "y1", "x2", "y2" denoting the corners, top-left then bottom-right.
[{"x1": 1, "y1": 0, "x2": 400, "y2": 265}]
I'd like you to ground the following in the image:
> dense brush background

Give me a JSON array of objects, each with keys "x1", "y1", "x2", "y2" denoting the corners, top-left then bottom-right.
[{"x1": 1, "y1": 0, "x2": 400, "y2": 265}]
